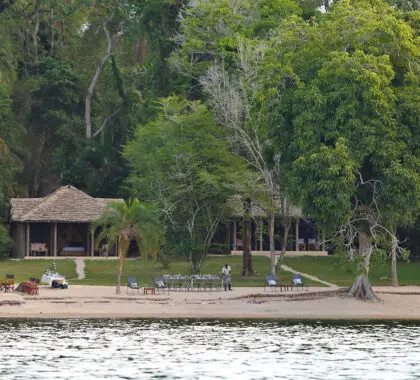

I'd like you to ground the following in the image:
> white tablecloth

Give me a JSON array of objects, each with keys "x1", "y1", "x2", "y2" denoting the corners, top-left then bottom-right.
[{"x1": 41, "y1": 274, "x2": 66, "y2": 287}]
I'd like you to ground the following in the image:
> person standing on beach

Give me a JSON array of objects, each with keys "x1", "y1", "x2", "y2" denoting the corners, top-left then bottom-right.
[{"x1": 222, "y1": 264, "x2": 232, "y2": 291}]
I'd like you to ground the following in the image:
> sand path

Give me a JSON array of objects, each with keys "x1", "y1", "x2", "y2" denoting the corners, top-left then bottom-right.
[
  {"x1": 280, "y1": 264, "x2": 338, "y2": 287},
  {"x1": 74, "y1": 258, "x2": 86, "y2": 280}
]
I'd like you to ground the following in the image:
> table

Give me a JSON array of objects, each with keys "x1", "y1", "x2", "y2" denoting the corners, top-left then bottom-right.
[
  {"x1": 143, "y1": 287, "x2": 156, "y2": 295},
  {"x1": 162, "y1": 275, "x2": 221, "y2": 291}
]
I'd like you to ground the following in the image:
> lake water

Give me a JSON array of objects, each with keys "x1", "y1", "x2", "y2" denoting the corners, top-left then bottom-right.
[{"x1": 0, "y1": 319, "x2": 419, "y2": 379}]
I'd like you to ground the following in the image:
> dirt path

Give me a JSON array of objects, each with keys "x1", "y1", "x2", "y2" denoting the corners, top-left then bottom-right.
[
  {"x1": 280, "y1": 264, "x2": 338, "y2": 288},
  {"x1": 74, "y1": 259, "x2": 86, "y2": 280}
]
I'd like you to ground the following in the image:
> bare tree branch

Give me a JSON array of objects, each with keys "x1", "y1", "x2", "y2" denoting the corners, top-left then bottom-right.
[
  {"x1": 92, "y1": 108, "x2": 120, "y2": 138},
  {"x1": 85, "y1": 9, "x2": 124, "y2": 138}
]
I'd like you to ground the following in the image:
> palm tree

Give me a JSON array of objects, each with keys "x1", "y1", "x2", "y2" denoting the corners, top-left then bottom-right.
[{"x1": 92, "y1": 198, "x2": 161, "y2": 294}]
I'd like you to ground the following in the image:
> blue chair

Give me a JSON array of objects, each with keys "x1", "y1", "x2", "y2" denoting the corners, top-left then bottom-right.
[
  {"x1": 153, "y1": 276, "x2": 167, "y2": 292},
  {"x1": 264, "y1": 274, "x2": 279, "y2": 291},
  {"x1": 127, "y1": 276, "x2": 140, "y2": 294},
  {"x1": 291, "y1": 273, "x2": 307, "y2": 290}
]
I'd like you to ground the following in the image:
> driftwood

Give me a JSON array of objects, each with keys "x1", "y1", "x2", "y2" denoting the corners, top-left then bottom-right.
[
  {"x1": 232, "y1": 288, "x2": 349, "y2": 302},
  {"x1": 0, "y1": 299, "x2": 25, "y2": 306}
]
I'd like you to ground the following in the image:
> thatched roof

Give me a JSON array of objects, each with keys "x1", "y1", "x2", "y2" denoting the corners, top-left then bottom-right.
[{"x1": 10, "y1": 185, "x2": 123, "y2": 223}]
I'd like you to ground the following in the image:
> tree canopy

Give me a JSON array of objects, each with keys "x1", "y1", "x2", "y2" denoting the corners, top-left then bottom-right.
[{"x1": 0, "y1": 0, "x2": 419, "y2": 292}]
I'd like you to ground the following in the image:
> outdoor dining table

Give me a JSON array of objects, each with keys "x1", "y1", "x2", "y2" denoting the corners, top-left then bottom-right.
[{"x1": 162, "y1": 274, "x2": 221, "y2": 291}]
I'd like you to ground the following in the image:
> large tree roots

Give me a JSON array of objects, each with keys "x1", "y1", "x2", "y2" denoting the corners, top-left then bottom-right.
[{"x1": 348, "y1": 275, "x2": 381, "y2": 302}]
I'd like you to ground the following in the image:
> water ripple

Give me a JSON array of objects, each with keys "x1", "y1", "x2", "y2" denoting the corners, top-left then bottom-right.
[{"x1": 0, "y1": 320, "x2": 419, "y2": 379}]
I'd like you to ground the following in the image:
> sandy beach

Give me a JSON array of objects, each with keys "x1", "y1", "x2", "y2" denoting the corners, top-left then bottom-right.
[{"x1": 1, "y1": 285, "x2": 420, "y2": 320}]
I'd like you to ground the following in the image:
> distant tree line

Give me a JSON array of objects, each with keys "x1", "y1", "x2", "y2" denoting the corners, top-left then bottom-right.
[{"x1": 0, "y1": 0, "x2": 419, "y2": 299}]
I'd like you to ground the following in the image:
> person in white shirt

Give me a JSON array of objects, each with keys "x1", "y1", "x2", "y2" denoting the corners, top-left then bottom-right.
[{"x1": 221, "y1": 264, "x2": 232, "y2": 291}]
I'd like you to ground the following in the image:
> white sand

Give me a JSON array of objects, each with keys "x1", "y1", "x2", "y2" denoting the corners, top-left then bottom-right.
[{"x1": 1, "y1": 285, "x2": 420, "y2": 320}]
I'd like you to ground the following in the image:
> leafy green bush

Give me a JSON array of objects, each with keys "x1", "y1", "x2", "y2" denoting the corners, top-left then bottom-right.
[
  {"x1": 157, "y1": 250, "x2": 171, "y2": 269},
  {"x1": 0, "y1": 224, "x2": 13, "y2": 259}
]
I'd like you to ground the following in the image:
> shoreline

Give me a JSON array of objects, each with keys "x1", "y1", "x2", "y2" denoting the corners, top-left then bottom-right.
[
  {"x1": 1, "y1": 285, "x2": 420, "y2": 321},
  {"x1": 2, "y1": 313, "x2": 420, "y2": 321}
]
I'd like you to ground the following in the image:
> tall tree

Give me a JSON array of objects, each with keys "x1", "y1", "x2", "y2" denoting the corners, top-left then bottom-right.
[
  {"x1": 263, "y1": 0, "x2": 420, "y2": 300},
  {"x1": 124, "y1": 96, "x2": 246, "y2": 273},
  {"x1": 171, "y1": 0, "x2": 302, "y2": 275}
]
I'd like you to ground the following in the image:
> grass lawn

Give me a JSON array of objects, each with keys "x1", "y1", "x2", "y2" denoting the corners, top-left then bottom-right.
[
  {"x1": 0, "y1": 259, "x2": 78, "y2": 283},
  {"x1": 282, "y1": 256, "x2": 420, "y2": 287},
  {"x1": 76, "y1": 255, "x2": 322, "y2": 287},
  {"x1": 4, "y1": 255, "x2": 416, "y2": 288}
]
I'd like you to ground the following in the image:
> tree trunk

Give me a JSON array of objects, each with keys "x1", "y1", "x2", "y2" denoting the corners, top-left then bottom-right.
[
  {"x1": 49, "y1": 6, "x2": 54, "y2": 56},
  {"x1": 242, "y1": 197, "x2": 254, "y2": 276},
  {"x1": 189, "y1": 248, "x2": 201, "y2": 274},
  {"x1": 60, "y1": 14, "x2": 65, "y2": 49},
  {"x1": 30, "y1": 133, "x2": 45, "y2": 197},
  {"x1": 269, "y1": 210, "x2": 275, "y2": 275},
  {"x1": 348, "y1": 274, "x2": 380, "y2": 302},
  {"x1": 281, "y1": 221, "x2": 290, "y2": 257},
  {"x1": 391, "y1": 232, "x2": 398, "y2": 287},
  {"x1": 116, "y1": 238, "x2": 128, "y2": 294},
  {"x1": 85, "y1": 11, "x2": 115, "y2": 138},
  {"x1": 276, "y1": 218, "x2": 291, "y2": 269},
  {"x1": 348, "y1": 232, "x2": 381, "y2": 302},
  {"x1": 85, "y1": 53, "x2": 112, "y2": 138},
  {"x1": 276, "y1": 194, "x2": 291, "y2": 269},
  {"x1": 33, "y1": 0, "x2": 40, "y2": 63},
  {"x1": 134, "y1": 39, "x2": 148, "y2": 64}
]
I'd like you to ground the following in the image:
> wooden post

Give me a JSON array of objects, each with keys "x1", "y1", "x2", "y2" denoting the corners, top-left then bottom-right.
[
  {"x1": 86, "y1": 225, "x2": 89, "y2": 256},
  {"x1": 16, "y1": 224, "x2": 26, "y2": 259},
  {"x1": 26, "y1": 223, "x2": 30, "y2": 257},
  {"x1": 50, "y1": 224, "x2": 54, "y2": 256},
  {"x1": 233, "y1": 216, "x2": 237, "y2": 251},
  {"x1": 53, "y1": 223, "x2": 57, "y2": 257},
  {"x1": 295, "y1": 219, "x2": 299, "y2": 251},
  {"x1": 90, "y1": 229, "x2": 94, "y2": 257}
]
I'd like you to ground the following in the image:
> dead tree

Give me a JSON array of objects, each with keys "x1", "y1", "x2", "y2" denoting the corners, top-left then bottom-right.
[
  {"x1": 343, "y1": 175, "x2": 405, "y2": 301},
  {"x1": 85, "y1": 10, "x2": 123, "y2": 139},
  {"x1": 201, "y1": 40, "x2": 295, "y2": 275}
]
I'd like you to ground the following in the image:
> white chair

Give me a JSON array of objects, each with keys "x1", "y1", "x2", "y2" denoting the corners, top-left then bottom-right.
[
  {"x1": 308, "y1": 238, "x2": 316, "y2": 250},
  {"x1": 298, "y1": 238, "x2": 306, "y2": 251}
]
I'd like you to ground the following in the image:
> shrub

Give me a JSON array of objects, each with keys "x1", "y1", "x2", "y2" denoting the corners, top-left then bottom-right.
[{"x1": 0, "y1": 224, "x2": 13, "y2": 259}]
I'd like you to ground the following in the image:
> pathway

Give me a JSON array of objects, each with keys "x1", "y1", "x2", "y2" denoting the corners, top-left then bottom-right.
[
  {"x1": 74, "y1": 259, "x2": 86, "y2": 280},
  {"x1": 280, "y1": 264, "x2": 338, "y2": 288}
]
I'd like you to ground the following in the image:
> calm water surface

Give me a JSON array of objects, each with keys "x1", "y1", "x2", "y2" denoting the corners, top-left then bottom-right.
[{"x1": 0, "y1": 319, "x2": 419, "y2": 380}]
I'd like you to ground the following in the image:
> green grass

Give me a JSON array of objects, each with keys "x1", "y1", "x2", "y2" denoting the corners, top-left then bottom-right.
[
  {"x1": 282, "y1": 256, "x2": 420, "y2": 287},
  {"x1": 3, "y1": 255, "x2": 417, "y2": 288},
  {"x1": 0, "y1": 259, "x2": 78, "y2": 283},
  {"x1": 76, "y1": 255, "x2": 322, "y2": 287}
]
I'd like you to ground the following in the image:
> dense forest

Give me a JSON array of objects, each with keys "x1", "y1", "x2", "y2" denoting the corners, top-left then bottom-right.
[{"x1": 0, "y1": 0, "x2": 419, "y2": 296}]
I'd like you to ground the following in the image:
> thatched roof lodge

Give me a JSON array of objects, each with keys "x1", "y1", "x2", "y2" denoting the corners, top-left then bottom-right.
[{"x1": 9, "y1": 185, "x2": 122, "y2": 258}]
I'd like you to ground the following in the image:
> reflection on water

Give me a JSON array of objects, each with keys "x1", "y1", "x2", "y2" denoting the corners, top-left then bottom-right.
[{"x1": 0, "y1": 319, "x2": 419, "y2": 380}]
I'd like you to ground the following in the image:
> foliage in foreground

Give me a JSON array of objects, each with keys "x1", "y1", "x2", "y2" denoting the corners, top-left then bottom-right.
[
  {"x1": 0, "y1": 225, "x2": 13, "y2": 259},
  {"x1": 92, "y1": 198, "x2": 161, "y2": 293}
]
